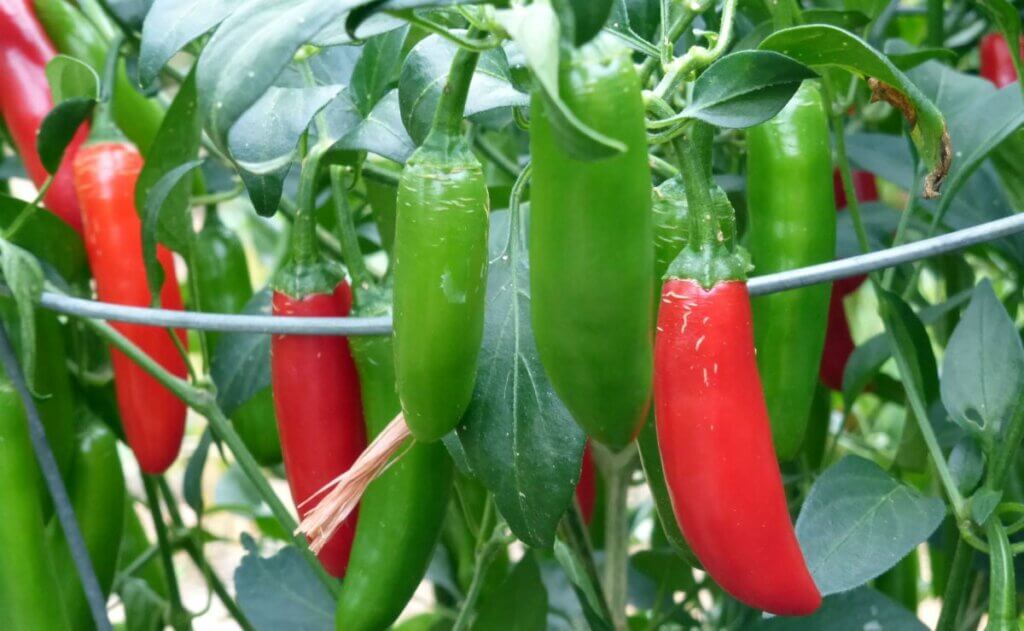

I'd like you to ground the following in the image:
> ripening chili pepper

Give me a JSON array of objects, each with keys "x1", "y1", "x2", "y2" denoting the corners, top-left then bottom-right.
[
  {"x1": 819, "y1": 169, "x2": 878, "y2": 391},
  {"x1": 336, "y1": 284, "x2": 453, "y2": 630},
  {"x1": 195, "y1": 211, "x2": 281, "y2": 466},
  {"x1": 980, "y1": 33, "x2": 1023, "y2": 88},
  {"x1": 46, "y1": 420, "x2": 126, "y2": 631},
  {"x1": 530, "y1": 33, "x2": 654, "y2": 450},
  {"x1": 985, "y1": 518, "x2": 1017, "y2": 630},
  {"x1": 0, "y1": 375, "x2": 72, "y2": 631},
  {"x1": 73, "y1": 109, "x2": 188, "y2": 474},
  {"x1": 271, "y1": 148, "x2": 366, "y2": 577},
  {"x1": 393, "y1": 44, "x2": 489, "y2": 442},
  {"x1": 655, "y1": 121, "x2": 820, "y2": 616},
  {"x1": 33, "y1": 0, "x2": 164, "y2": 152},
  {"x1": 0, "y1": 0, "x2": 86, "y2": 232},
  {"x1": 746, "y1": 81, "x2": 836, "y2": 460}
]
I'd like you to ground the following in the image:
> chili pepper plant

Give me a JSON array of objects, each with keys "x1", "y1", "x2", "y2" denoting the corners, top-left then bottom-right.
[{"x1": 0, "y1": 0, "x2": 1022, "y2": 629}]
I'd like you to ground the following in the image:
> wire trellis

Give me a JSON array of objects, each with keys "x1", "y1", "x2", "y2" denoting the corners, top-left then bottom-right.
[{"x1": 30, "y1": 212, "x2": 1024, "y2": 336}]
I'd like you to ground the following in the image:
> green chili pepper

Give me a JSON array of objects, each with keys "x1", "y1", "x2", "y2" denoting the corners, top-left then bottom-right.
[
  {"x1": 393, "y1": 44, "x2": 489, "y2": 442},
  {"x1": 530, "y1": 33, "x2": 654, "y2": 450},
  {"x1": 336, "y1": 284, "x2": 453, "y2": 631},
  {"x1": 195, "y1": 211, "x2": 282, "y2": 467},
  {"x1": 746, "y1": 81, "x2": 836, "y2": 461},
  {"x1": 0, "y1": 375, "x2": 71, "y2": 631},
  {"x1": 46, "y1": 419, "x2": 126, "y2": 631},
  {"x1": 985, "y1": 518, "x2": 1017, "y2": 630},
  {"x1": 33, "y1": 0, "x2": 164, "y2": 153}
]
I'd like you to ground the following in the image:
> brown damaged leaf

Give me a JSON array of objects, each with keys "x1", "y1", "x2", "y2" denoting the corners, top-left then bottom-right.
[{"x1": 868, "y1": 77, "x2": 951, "y2": 198}]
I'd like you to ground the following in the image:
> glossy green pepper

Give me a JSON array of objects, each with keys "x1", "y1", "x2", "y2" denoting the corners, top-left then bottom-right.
[
  {"x1": 195, "y1": 212, "x2": 282, "y2": 466},
  {"x1": 46, "y1": 419, "x2": 126, "y2": 631},
  {"x1": 336, "y1": 284, "x2": 453, "y2": 631},
  {"x1": 0, "y1": 375, "x2": 71, "y2": 631},
  {"x1": 746, "y1": 81, "x2": 836, "y2": 461},
  {"x1": 393, "y1": 45, "x2": 489, "y2": 442},
  {"x1": 530, "y1": 33, "x2": 654, "y2": 450},
  {"x1": 33, "y1": 0, "x2": 164, "y2": 153}
]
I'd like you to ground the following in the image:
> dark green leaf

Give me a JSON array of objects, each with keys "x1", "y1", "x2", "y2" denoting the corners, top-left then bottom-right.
[
  {"x1": 751, "y1": 587, "x2": 927, "y2": 630},
  {"x1": 630, "y1": 549, "x2": 695, "y2": 596},
  {"x1": 234, "y1": 536, "x2": 334, "y2": 630},
  {"x1": 45, "y1": 55, "x2": 100, "y2": 103},
  {"x1": 139, "y1": 0, "x2": 246, "y2": 87},
  {"x1": 969, "y1": 488, "x2": 1001, "y2": 526},
  {"x1": 455, "y1": 211, "x2": 585, "y2": 549},
  {"x1": 796, "y1": 456, "x2": 945, "y2": 595},
  {"x1": 941, "y1": 280, "x2": 1024, "y2": 438},
  {"x1": 345, "y1": 0, "x2": 491, "y2": 38},
  {"x1": 569, "y1": 0, "x2": 613, "y2": 45},
  {"x1": 802, "y1": 9, "x2": 871, "y2": 29},
  {"x1": 0, "y1": 193, "x2": 87, "y2": 283},
  {"x1": 37, "y1": 98, "x2": 94, "y2": 174},
  {"x1": 211, "y1": 290, "x2": 272, "y2": 416},
  {"x1": 948, "y1": 436, "x2": 984, "y2": 495},
  {"x1": 552, "y1": 540, "x2": 613, "y2": 631},
  {"x1": 495, "y1": 4, "x2": 624, "y2": 160},
  {"x1": 349, "y1": 27, "x2": 408, "y2": 116},
  {"x1": 607, "y1": 0, "x2": 660, "y2": 46},
  {"x1": 183, "y1": 428, "x2": 213, "y2": 515},
  {"x1": 0, "y1": 240, "x2": 43, "y2": 388},
  {"x1": 135, "y1": 67, "x2": 202, "y2": 254},
  {"x1": 675, "y1": 51, "x2": 815, "y2": 129},
  {"x1": 399, "y1": 35, "x2": 528, "y2": 145},
  {"x1": 140, "y1": 160, "x2": 202, "y2": 299},
  {"x1": 99, "y1": 0, "x2": 154, "y2": 32},
  {"x1": 760, "y1": 25, "x2": 949, "y2": 197},
  {"x1": 119, "y1": 577, "x2": 166, "y2": 631},
  {"x1": 474, "y1": 552, "x2": 547, "y2": 631},
  {"x1": 195, "y1": 0, "x2": 361, "y2": 152},
  {"x1": 888, "y1": 47, "x2": 957, "y2": 70},
  {"x1": 322, "y1": 90, "x2": 416, "y2": 164}
]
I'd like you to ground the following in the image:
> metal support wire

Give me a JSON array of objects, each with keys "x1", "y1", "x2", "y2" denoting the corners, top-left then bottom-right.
[
  {"x1": 0, "y1": 324, "x2": 113, "y2": 631},
  {"x1": 26, "y1": 212, "x2": 1024, "y2": 336}
]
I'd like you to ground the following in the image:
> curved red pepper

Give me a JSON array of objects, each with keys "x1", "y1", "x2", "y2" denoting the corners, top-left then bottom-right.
[
  {"x1": 576, "y1": 441, "x2": 596, "y2": 524},
  {"x1": 980, "y1": 33, "x2": 1023, "y2": 88},
  {"x1": 0, "y1": 0, "x2": 85, "y2": 232},
  {"x1": 820, "y1": 169, "x2": 879, "y2": 390},
  {"x1": 655, "y1": 278, "x2": 820, "y2": 616},
  {"x1": 271, "y1": 283, "x2": 366, "y2": 578},
  {"x1": 73, "y1": 141, "x2": 187, "y2": 473}
]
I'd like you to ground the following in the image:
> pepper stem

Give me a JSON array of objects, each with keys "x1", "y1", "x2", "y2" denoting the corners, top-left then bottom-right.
[
  {"x1": 290, "y1": 146, "x2": 327, "y2": 267},
  {"x1": 87, "y1": 34, "x2": 127, "y2": 144},
  {"x1": 423, "y1": 31, "x2": 482, "y2": 150},
  {"x1": 674, "y1": 122, "x2": 715, "y2": 252}
]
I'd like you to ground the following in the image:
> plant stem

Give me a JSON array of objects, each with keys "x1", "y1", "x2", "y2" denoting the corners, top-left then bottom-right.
[
  {"x1": 290, "y1": 146, "x2": 327, "y2": 267},
  {"x1": 142, "y1": 475, "x2": 190, "y2": 631},
  {"x1": 824, "y1": 84, "x2": 872, "y2": 257},
  {"x1": 652, "y1": 0, "x2": 738, "y2": 100},
  {"x1": 673, "y1": 123, "x2": 715, "y2": 250},
  {"x1": 3, "y1": 175, "x2": 52, "y2": 239},
  {"x1": 328, "y1": 166, "x2": 370, "y2": 289},
  {"x1": 451, "y1": 525, "x2": 504, "y2": 631},
  {"x1": 558, "y1": 502, "x2": 616, "y2": 625},
  {"x1": 935, "y1": 536, "x2": 973, "y2": 631},
  {"x1": 598, "y1": 444, "x2": 636, "y2": 631},
  {"x1": 925, "y1": 0, "x2": 943, "y2": 48},
  {"x1": 426, "y1": 30, "x2": 482, "y2": 144},
  {"x1": 985, "y1": 400, "x2": 1024, "y2": 492}
]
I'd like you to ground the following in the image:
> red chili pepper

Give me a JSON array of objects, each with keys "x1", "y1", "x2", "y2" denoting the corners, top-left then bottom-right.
[
  {"x1": 655, "y1": 278, "x2": 820, "y2": 616},
  {"x1": 0, "y1": 0, "x2": 85, "y2": 232},
  {"x1": 576, "y1": 442, "x2": 596, "y2": 524},
  {"x1": 820, "y1": 169, "x2": 878, "y2": 390},
  {"x1": 271, "y1": 282, "x2": 366, "y2": 578},
  {"x1": 73, "y1": 140, "x2": 187, "y2": 473},
  {"x1": 980, "y1": 33, "x2": 1023, "y2": 88}
]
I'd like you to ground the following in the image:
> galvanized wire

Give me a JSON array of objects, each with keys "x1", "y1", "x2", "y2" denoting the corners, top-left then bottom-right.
[{"x1": 30, "y1": 212, "x2": 1024, "y2": 336}]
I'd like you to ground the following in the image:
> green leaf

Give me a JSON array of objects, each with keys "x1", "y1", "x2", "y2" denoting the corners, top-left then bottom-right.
[
  {"x1": 37, "y1": 98, "x2": 94, "y2": 174},
  {"x1": 796, "y1": 456, "x2": 945, "y2": 595},
  {"x1": 941, "y1": 280, "x2": 1024, "y2": 438},
  {"x1": 607, "y1": 0, "x2": 660, "y2": 46},
  {"x1": 349, "y1": 27, "x2": 408, "y2": 117},
  {"x1": 474, "y1": 552, "x2": 548, "y2": 631},
  {"x1": 139, "y1": 0, "x2": 245, "y2": 86},
  {"x1": 98, "y1": 0, "x2": 154, "y2": 32},
  {"x1": 45, "y1": 55, "x2": 100, "y2": 103},
  {"x1": 183, "y1": 428, "x2": 213, "y2": 515},
  {"x1": 947, "y1": 436, "x2": 984, "y2": 495},
  {"x1": 751, "y1": 587, "x2": 927, "y2": 630},
  {"x1": 760, "y1": 25, "x2": 950, "y2": 198},
  {"x1": 0, "y1": 193, "x2": 87, "y2": 283},
  {"x1": 888, "y1": 47, "x2": 956, "y2": 70},
  {"x1": 969, "y1": 488, "x2": 1001, "y2": 526},
  {"x1": 312, "y1": 12, "x2": 405, "y2": 47},
  {"x1": 195, "y1": 0, "x2": 361, "y2": 152},
  {"x1": 344, "y1": 0, "x2": 491, "y2": 39},
  {"x1": 0, "y1": 240, "x2": 44, "y2": 388},
  {"x1": 321, "y1": 90, "x2": 416, "y2": 164},
  {"x1": 569, "y1": 0, "x2": 613, "y2": 45},
  {"x1": 801, "y1": 9, "x2": 871, "y2": 29},
  {"x1": 630, "y1": 549, "x2": 696, "y2": 596},
  {"x1": 495, "y1": 1, "x2": 624, "y2": 160},
  {"x1": 672, "y1": 50, "x2": 815, "y2": 129},
  {"x1": 211, "y1": 290, "x2": 272, "y2": 416},
  {"x1": 399, "y1": 34, "x2": 528, "y2": 145},
  {"x1": 135, "y1": 67, "x2": 202, "y2": 254},
  {"x1": 454, "y1": 211, "x2": 586, "y2": 550},
  {"x1": 119, "y1": 577, "x2": 166, "y2": 631},
  {"x1": 234, "y1": 536, "x2": 334, "y2": 630},
  {"x1": 553, "y1": 540, "x2": 613, "y2": 631},
  {"x1": 140, "y1": 160, "x2": 202, "y2": 299}
]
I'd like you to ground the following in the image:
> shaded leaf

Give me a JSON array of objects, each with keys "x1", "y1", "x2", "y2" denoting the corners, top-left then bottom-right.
[
  {"x1": 323, "y1": 89, "x2": 416, "y2": 164},
  {"x1": 948, "y1": 436, "x2": 984, "y2": 495},
  {"x1": 474, "y1": 552, "x2": 547, "y2": 631},
  {"x1": 139, "y1": 0, "x2": 246, "y2": 86},
  {"x1": 211, "y1": 290, "x2": 272, "y2": 416},
  {"x1": 349, "y1": 27, "x2": 408, "y2": 116},
  {"x1": 140, "y1": 160, "x2": 202, "y2": 299},
  {"x1": 37, "y1": 98, "x2": 93, "y2": 174},
  {"x1": 45, "y1": 55, "x2": 100, "y2": 103},
  {"x1": 183, "y1": 428, "x2": 213, "y2": 515},
  {"x1": 234, "y1": 535, "x2": 334, "y2": 631},
  {"x1": 751, "y1": 587, "x2": 927, "y2": 630},
  {"x1": 0, "y1": 240, "x2": 44, "y2": 388}
]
